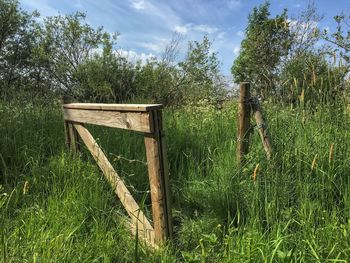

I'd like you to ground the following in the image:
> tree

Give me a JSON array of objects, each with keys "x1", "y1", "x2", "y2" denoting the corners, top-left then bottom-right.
[
  {"x1": 0, "y1": 0, "x2": 41, "y2": 100},
  {"x1": 288, "y1": 2, "x2": 323, "y2": 58},
  {"x1": 279, "y1": 3, "x2": 348, "y2": 106},
  {"x1": 231, "y1": 2, "x2": 292, "y2": 99},
  {"x1": 75, "y1": 34, "x2": 137, "y2": 103},
  {"x1": 132, "y1": 33, "x2": 183, "y2": 105},
  {"x1": 179, "y1": 35, "x2": 227, "y2": 104},
  {"x1": 323, "y1": 12, "x2": 350, "y2": 71},
  {"x1": 35, "y1": 12, "x2": 108, "y2": 98}
]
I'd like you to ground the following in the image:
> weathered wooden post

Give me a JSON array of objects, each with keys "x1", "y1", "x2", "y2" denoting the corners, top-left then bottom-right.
[
  {"x1": 237, "y1": 82, "x2": 251, "y2": 164},
  {"x1": 64, "y1": 121, "x2": 80, "y2": 153},
  {"x1": 62, "y1": 96, "x2": 80, "y2": 153},
  {"x1": 144, "y1": 109, "x2": 173, "y2": 244},
  {"x1": 251, "y1": 98, "x2": 272, "y2": 159}
]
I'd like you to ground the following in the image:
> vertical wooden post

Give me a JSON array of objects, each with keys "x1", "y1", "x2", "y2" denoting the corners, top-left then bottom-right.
[
  {"x1": 65, "y1": 121, "x2": 80, "y2": 153},
  {"x1": 237, "y1": 82, "x2": 251, "y2": 164},
  {"x1": 252, "y1": 99, "x2": 272, "y2": 159},
  {"x1": 144, "y1": 110, "x2": 172, "y2": 244},
  {"x1": 62, "y1": 96, "x2": 79, "y2": 153}
]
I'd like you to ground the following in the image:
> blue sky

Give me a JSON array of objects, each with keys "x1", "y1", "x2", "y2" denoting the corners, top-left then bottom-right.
[{"x1": 20, "y1": 0, "x2": 350, "y2": 75}]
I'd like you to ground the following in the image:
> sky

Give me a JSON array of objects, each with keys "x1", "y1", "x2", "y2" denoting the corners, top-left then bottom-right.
[{"x1": 20, "y1": 0, "x2": 350, "y2": 75}]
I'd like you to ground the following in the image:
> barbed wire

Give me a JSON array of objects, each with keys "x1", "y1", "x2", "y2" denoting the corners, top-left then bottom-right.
[{"x1": 110, "y1": 153, "x2": 147, "y2": 165}]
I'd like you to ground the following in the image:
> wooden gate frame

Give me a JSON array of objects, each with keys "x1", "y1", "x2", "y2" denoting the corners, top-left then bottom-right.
[{"x1": 62, "y1": 103, "x2": 172, "y2": 247}]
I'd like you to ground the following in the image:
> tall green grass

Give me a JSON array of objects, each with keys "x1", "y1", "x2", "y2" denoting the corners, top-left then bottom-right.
[{"x1": 1, "y1": 100, "x2": 350, "y2": 262}]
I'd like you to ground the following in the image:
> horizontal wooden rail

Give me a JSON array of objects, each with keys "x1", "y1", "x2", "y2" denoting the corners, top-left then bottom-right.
[
  {"x1": 63, "y1": 108, "x2": 153, "y2": 133},
  {"x1": 64, "y1": 103, "x2": 163, "y2": 112}
]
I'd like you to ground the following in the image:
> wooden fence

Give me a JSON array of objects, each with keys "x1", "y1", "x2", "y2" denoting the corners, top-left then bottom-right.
[
  {"x1": 62, "y1": 103, "x2": 172, "y2": 247},
  {"x1": 237, "y1": 82, "x2": 272, "y2": 163},
  {"x1": 61, "y1": 82, "x2": 269, "y2": 247}
]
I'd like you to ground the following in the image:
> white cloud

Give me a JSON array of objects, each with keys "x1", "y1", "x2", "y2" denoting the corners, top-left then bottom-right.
[
  {"x1": 174, "y1": 23, "x2": 219, "y2": 35},
  {"x1": 193, "y1": 24, "x2": 218, "y2": 34},
  {"x1": 226, "y1": 0, "x2": 242, "y2": 10},
  {"x1": 130, "y1": 0, "x2": 145, "y2": 10},
  {"x1": 128, "y1": 0, "x2": 181, "y2": 29},
  {"x1": 288, "y1": 19, "x2": 319, "y2": 42},
  {"x1": 233, "y1": 45, "x2": 240, "y2": 56},
  {"x1": 140, "y1": 42, "x2": 163, "y2": 53},
  {"x1": 139, "y1": 36, "x2": 172, "y2": 53},
  {"x1": 288, "y1": 19, "x2": 318, "y2": 30},
  {"x1": 236, "y1": 30, "x2": 244, "y2": 37},
  {"x1": 116, "y1": 49, "x2": 156, "y2": 64},
  {"x1": 217, "y1": 32, "x2": 226, "y2": 39},
  {"x1": 174, "y1": 25, "x2": 188, "y2": 34}
]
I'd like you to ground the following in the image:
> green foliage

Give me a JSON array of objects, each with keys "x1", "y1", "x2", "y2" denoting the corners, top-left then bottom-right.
[
  {"x1": 2, "y1": 101, "x2": 350, "y2": 261},
  {"x1": 0, "y1": 0, "x2": 42, "y2": 101},
  {"x1": 0, "y1": 5, "x2": 229, "y2": 106},
  {"x1": 232, "y1": 2, "x2": 349, "y2": 107},
  {"x1": 132, "y1": 36, "x2": 227, "y2": 106},
  {"x1": 324, "y1": 13, "x2": 350, "y2": 70},
  {"x1": 179, "y1": 35, "x2": 227, "y2": 104},
  {"x1": 280, "y1": 51, "x2": 347, "y2": 106},
  {"x1": 35, "y1": 12, "x2": 108, "y2": 98},
  {"x1": 133, "y1": 57, "x2": 182, "y2": 105},
  {"x1": 231, "y1": 2, "x2": 292, "y2": 98},
  {"x1": 75, "y1": 36, "x2": 136, "y2": 102}
]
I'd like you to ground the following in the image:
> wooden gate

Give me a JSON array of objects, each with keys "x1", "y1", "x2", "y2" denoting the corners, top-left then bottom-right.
[{"x1": 62, "y1": 103, "x2": 172, "y2": 247}]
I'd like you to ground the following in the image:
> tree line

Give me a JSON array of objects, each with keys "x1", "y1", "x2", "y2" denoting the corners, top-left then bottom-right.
[
  {"x1": 1, "y1": 0, "x2": 349, "y2": 107},
  {"x1": 0, "y1": 0, "x2": 228, "y2": 105},
  {"x1": 232, "y1": 2, "x2": 350, "y2": 106}
]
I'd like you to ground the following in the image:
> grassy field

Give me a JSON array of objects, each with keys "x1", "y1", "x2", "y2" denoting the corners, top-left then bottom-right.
[{"x1": 1, "y1": 100, "x2": 350, "y2": 262}]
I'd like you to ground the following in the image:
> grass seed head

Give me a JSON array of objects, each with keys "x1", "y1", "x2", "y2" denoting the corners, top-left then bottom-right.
[
  {"x1": 23, "y1": 181, "x2": 29, "y2": 195},
  {"x1": 252, "y1": 163, "x2": 260, "y2": 182},
  {"x1": 311, "y1": 154, "x2": 318, "y2": 170},
  {"x1": 302, "y1": 110, "x2": 306, "y2": 126},
  {"x1": 299, "y1": 89, "x2": 305, "y2": 103},
  {"x1": 329, "y1": 143, "x2": 334, "y2": 163}
]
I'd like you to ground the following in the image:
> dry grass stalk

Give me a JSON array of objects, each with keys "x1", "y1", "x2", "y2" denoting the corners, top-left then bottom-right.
[
  {"x1": 329, "y1": 143, "x2": 334, "y2": 163},
  {"x1": 253, "y1": 163, "x2": 260, "y2": 182},
  {"x1": 311, "y1": 154, "x2": 318, "y2": 170},
  {"x1": 299, "y1": 89, "x2": 305, "y2": 103},
  {"x1": 23, "y1": 181, "x2": 29, "y2": 195}
]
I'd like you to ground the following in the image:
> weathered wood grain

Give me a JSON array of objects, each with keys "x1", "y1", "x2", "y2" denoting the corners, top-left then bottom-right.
[
  {"x1": 64, "y1": 108, "x2": 153, "y2": 133},
  {"x1": 65, "y1": 121, "x2": 80, "y2": 153},
  {"x1": 252, "y1": 100, "x2": 272, "y2": 159},
  {"x1": 157, "y1": 111, "x2": 173, "y2": 239},
  {"x1": 237, "y1": 82, "x2": 251, "y2": 164},
  {"x1": 144, "y1": 110, "x2": 172, "y2": 244},
  {"x1": 64, "y1": 103, "x2": 163, "y2": 112},
  {"x1": 73, "y1": 123, "x2": 155, "y2": 246}
]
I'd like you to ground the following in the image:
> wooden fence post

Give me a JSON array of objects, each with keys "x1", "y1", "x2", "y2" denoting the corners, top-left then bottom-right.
[
  {"x1": 64, "y1": 121, "x2": 80, "y2": 153},
  {"x1": 62, "y1": 96, "x2": 79, "y2": 153},
  {"x1": 144, "y1": 110, "x2": 172, "y2": 244},
  {"x1": 237, "y1": 82, "x2": 251, "y2": 164},
  {"x1": 252, "y1": 99, "x2": 272, "y2": 159}
]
